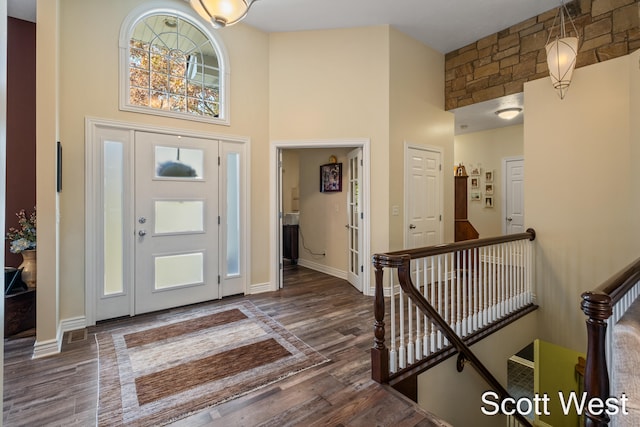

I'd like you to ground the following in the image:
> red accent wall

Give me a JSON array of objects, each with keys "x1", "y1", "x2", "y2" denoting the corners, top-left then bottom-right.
[{"x1": 6, "y1": 18, "x2": 37, "y2": 267}]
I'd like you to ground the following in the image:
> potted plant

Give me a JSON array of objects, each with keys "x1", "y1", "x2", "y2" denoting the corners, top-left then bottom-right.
[{"x1": 6, "y1": 208, "x2": 37, "y2": 287}]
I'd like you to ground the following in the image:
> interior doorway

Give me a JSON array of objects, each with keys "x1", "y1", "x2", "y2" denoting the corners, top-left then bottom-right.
[
  {"x1": 271, "y1": 139, "x2": 371, "y2": 295},
  {"x1": 502, "y1": 156, "x2": 525, "y2": 234}
]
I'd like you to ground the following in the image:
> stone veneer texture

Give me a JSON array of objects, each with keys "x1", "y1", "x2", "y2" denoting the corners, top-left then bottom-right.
[{"x1": 445, "y1": 0, "x2": 640, "y2": 110}]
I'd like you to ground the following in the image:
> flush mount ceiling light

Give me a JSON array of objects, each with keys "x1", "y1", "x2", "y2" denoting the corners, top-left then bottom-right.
[
  {"x1": 495, "y1": 108, "x2": 522, "y2": 120},
  {"x1": 188, "y1": 0, "x2": 259, "y2": 28},
  {"x1": 545, "y1": 1, "x2": 580, "y2": 99}
]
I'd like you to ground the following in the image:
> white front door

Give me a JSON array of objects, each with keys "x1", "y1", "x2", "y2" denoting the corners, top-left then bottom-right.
[
  {"x1": 347, "y1": 148, "x2": 363, "y2": 291},
  {"x1": 134, "y1": 132, "x2": 219, "y2": 314},
  {"x1": 503, "y1": 157, "x2": 525, "y2": 234},
  {"x1": 405, "y1": 146, "x2": 442, "y2": 248}
]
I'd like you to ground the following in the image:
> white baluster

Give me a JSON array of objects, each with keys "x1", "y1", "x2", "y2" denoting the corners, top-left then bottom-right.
[
  {"x1": 399, "y1": 285, "x2": 406, "y2": 369},
  {"x1": 390, "y1": 272, "x2": 397, "y2": 374}
]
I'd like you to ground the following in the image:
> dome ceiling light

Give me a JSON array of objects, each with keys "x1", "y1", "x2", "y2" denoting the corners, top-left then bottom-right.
[
  {"x1": 188, "y1": 0, "x2": 259, "y2": 28},
  {"x1": 495, "y1": 108, "x2": 523, "y2": 120}
]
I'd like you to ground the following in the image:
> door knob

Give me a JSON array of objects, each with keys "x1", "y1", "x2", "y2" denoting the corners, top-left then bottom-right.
[
  {"x1": 409, "y1": 224, "x2": 417, "y2": 229},
  {"x1": 506, "y1": 217, "x2": 513, "y2": 222},
  {"x1": 138, "y1": 230, "x2": 147, "y2": 237},
  {"x1": 138, "y1": 217, "x2": 147, "y2": 224}
]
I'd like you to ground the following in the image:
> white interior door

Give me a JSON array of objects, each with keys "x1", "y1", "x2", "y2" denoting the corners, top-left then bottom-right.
[
  {"x1": 347, "y1": 148, "x2": 363, "y2": 291},
  {"x1": 503, "y1": 157, "x2": 525, "y2": 234},
  {"x1": 405, "y1": 146, "x2": 442, "y2": 249},
  {"x1": 134, "y1": 132, "x2": 219, "y2": 314}
]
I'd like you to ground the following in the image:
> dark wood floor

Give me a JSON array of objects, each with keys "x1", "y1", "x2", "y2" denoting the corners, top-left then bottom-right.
[{"x1": 3, "y1": 267, "x2": 450, "y2": 426}]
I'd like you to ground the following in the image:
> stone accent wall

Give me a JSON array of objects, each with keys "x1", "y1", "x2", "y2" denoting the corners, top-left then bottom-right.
[{"x1": 445, "y1": 0, "x2": 640, "y2": 110}]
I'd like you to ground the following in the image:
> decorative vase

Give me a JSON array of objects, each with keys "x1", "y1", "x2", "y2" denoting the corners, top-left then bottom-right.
[{"x1": 18, "y1": 249, "x2": 37, "y2": 288}]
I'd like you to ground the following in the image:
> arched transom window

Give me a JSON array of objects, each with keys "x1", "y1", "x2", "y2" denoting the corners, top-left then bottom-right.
[{"x1": 120, "y1": 6, "x2": 229, "y2": 124}]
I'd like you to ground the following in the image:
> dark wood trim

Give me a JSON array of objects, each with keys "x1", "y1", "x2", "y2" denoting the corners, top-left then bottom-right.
[
  {"x1": 371, "y1": 260, "x2": 389, "y2": 383},
  {"x1": 580, "y1": 257, "x2": 640, "y2": 427},
  {"x1": 593, "y1": 257, "x2": 640, "y2": 304},
  {"x1": 373, "y1": 229, "x2": 535, "y2": 265}
]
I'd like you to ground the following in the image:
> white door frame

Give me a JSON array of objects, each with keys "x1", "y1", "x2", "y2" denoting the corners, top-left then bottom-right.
[
  {"x1": 84, "y1": 117, "x2": 250, "y2": 326},
  {"x1": 502, "y1": 155, "x2": 524, "y2": 234},
  {"x1": 270, "y1": 139, "x2": 372, "y2": 295},
  {"x1": 403, "y1": 143, "x2": 444, "y2": 248}
]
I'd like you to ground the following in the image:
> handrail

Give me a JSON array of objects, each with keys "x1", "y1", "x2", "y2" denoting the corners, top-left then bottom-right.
[
  {"x1": 388, "y1": 254, "x2": 533, "y2": 427},
  {"x1": 580, "y1": 256, "x2": 640, "y2": 427},
  {"x1": 376, "y1": 229, "x2": 536, "y2": 263}
]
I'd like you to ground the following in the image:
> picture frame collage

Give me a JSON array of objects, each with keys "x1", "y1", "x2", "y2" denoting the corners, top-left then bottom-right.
[{"x1": 469, "y1": 166, "x2": 494, "y2": 208}]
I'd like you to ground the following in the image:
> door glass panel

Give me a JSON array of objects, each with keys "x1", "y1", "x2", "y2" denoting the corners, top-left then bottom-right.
[
  {"x1": 155, "y1": 200, "x2": 204, "y2": 234},
  {"x1": 226, "y1": 152, "x2": 240, "y2": 276},
  {"x1": 155, "y1": 252, "x2": 204, "y2": 290},
  {"x1": 104, "y1": 141, "x2": 124, "y2": 295},
  {"x1": 155, "y1": 145, "x2": 204, "y2": 179}
]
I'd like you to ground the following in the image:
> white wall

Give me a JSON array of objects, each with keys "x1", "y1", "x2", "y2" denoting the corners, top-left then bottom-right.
[
  {"x1": 455, "y1": 125, "x2": 524, "y2": 237},
  {"x1": 524, "y1": 53, "x2": 638, "y2": 352}
]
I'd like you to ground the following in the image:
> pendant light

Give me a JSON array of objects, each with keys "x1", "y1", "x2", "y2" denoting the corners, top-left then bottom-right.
[{"x1": 545, "y1": 1, "x2": 580, "y2": 99}]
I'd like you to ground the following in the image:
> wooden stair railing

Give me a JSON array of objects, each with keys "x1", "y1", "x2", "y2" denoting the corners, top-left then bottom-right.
[
  {"x1": 372, "y1": 229, "x2": 537, "y2": 427},
  {"x1": 581, "y1": 257, "x2": 640, "y2": 427}
]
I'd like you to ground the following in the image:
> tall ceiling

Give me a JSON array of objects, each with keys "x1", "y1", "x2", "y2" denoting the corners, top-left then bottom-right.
[{"x1": 10, "y1": 0, "x2": 564, "y2": 134}]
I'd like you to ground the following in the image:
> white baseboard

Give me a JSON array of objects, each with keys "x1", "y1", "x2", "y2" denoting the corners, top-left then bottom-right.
[
  {"x1": 61, "y1": 316, "x2": 87, "y2": 333},
  {"x1": 32, "y1": 316, "x2": 87, "y2": 359},
  {"x1": 297, "y1": 259, "x2": 347, "y2": 280},
  {"x1": 32, "y1": 337, "x2": 60, "y2": 359},
  {"x1": 249, "y1": 282, "x2": 273, "y2": 294}
]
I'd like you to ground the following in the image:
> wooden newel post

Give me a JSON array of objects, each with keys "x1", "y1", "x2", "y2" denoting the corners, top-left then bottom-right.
[
  {"x1": 371, "y1": 256, "x2": 389, "y2": 383},
  {"x1": 581, "y1": 291, "x2": 613, "y2": 427}
]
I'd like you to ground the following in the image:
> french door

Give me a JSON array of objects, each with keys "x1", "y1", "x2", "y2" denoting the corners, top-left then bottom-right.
[
  {"x1": 347, "y1": 148, "x2": 363, "y2": 291},
  {"x1": 89, "y1": 123, "x2": 246, "y2": 322}
]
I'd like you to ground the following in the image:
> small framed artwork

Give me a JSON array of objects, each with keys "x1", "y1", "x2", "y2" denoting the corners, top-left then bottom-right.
[
  {"x1": 320, "y1": 163, "x2": 342, "y2": 192},
  {"x1": 470, "y1": 167, "x2": 481, "y2": 176},
  {"x1": 485, "y1": 183, "x2": 494, "y2": 195},
  {"x1": 470, "y1": 191, "x2": 481, "y2": 201},
  {"x1": 485, "y1": 170, "x2": 494, "y2": 183},
  {"x1": 485, "y1": 196, "x2": 494, "y2": 208},
  {"x1": 470, "y1": 177, "x2": 479, "y2": 190}
]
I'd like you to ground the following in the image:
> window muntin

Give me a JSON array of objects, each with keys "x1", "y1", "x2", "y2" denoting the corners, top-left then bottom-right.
[{"x1": 122, "y1": 9, "x2": 228, "y2": 124}]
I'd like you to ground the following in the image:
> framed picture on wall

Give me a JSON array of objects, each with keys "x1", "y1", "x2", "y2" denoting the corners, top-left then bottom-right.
[
  {"x1": 470, "y1": 177, "x2": 479, "y2": 189},
  {"x1": 470, "y1": 167, "x2": 481, "y2": 176},
  {"x1": 470, "y1": 191, "x2": 481, "y2": 201},
  {"x1": 485, "y1": 196, "x2": 494, "y2": 208},
  {"x1": 485, "y1": 183, "x2": 494, "y2": 195},
  {"x1": 320, "y1": 163, "x2": 342, "y2": 192},
  {"x1": 485, "y1": 170, "x2": 494, "y2": 183}
]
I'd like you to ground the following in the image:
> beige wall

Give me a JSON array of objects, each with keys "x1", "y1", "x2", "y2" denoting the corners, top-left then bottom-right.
[
  {"x1": 49, "y1": 0, "x2": 270, "y2": 329},
  {"x1": 631, "y1": 49, "x2": 640, "y2": 246},
  {"x1": 524, "y1": 53, "x2": 638, "y2": 352},
  {"x1": 389, "y1": 29, "x2": 454, "y2": 249},
  {"x1": 296, "y1": 148, "x2": 351, "y2": 272},
  {"x1": 418, "y1": 311, "x2": 538, "y2": 427},
  {"x1": 269, "y1": 26, "x2": 392, "y2": 258},
  {"x1": 454, "y1": 125, "x2": 524, "y2": 237},
  {"x1": 35, "y1": 0, "x2": 60, "y2": 345}
]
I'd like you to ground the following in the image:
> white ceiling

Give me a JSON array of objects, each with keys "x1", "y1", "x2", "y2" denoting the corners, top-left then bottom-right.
[{"x1": 9, "y1": 0, "x2": 560, "y2": 134}]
